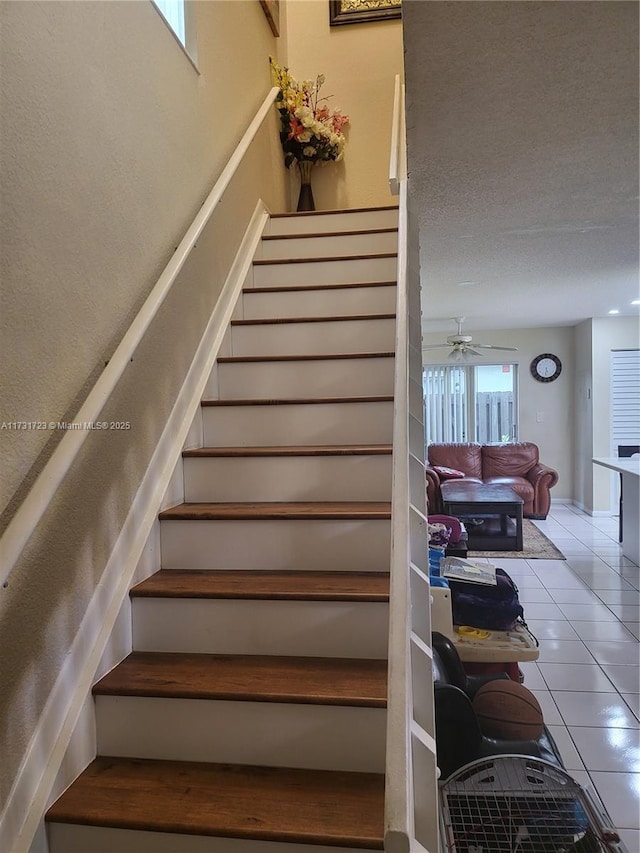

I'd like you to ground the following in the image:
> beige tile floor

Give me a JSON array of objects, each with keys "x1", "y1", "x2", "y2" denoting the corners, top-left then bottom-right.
[{"x1": 476, "y1": 503, "x2": 639, "y2": 848}]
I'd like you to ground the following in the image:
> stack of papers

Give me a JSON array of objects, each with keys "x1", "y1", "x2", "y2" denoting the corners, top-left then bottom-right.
[{"x1": 442, "y1": 557, "x2": 497, "y2": 585}]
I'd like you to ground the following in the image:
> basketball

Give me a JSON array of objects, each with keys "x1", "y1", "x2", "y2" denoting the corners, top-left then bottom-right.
[{"x1": 473, "y1": 680, "x2": 544, "y2": 740}]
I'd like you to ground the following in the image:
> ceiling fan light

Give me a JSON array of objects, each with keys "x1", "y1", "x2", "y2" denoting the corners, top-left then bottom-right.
[{"x1": 432, "y1": 318, "x2": 514, "y2": 361}]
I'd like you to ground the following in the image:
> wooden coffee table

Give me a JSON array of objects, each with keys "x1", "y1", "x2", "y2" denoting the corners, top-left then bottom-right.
[{"x1": 440, "y1": 482, "x2": 524, "y2": 551}]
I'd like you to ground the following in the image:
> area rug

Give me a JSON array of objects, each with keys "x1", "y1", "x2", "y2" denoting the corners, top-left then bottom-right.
[{"x1": 466, "y1": 519, "x2": 565, "y2": 560}]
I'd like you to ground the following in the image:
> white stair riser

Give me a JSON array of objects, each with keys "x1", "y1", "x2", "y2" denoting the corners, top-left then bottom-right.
[
  {"x1": 231, "y1": 318, "x2": 395, "y2": 357},
  {"x1": 257, "y1": 231, "x2": 397, "y2": 261},
  {"x1": 267, "y1": 208, "x2": 398, "y2": 236},
  {"x1": 241, "y1": 284, "x2": 396, "y2": 319},
  {"x1": 133, "y1": 599, "x2": 389, "y2": 658},
  {"x1": 184, "y1": 454, "x2": 392, "y2": 502},
  {"x1": 217, "y1": 358, "x2": 394, "y2": 400},
  {"x1": 202, "y1": 401, "x2": 394, "y2": 446},
  {"x1": 49, "y1": 824, "x2": 379, "y2": 853},
  {"x1": 252, "y1": 256, "x2": 397, "y2": 288},
  {"x1": 95, "y1": 697, "x2": 386, "y2": 773},
  {"x1": 160, "y1": 519, "x2": 391, "y2": 571}
]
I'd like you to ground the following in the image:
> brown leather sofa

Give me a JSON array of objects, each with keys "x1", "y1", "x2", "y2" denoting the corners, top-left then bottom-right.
[{"x1": 425, "y1": 442, "x2": 558, "y2": 520}]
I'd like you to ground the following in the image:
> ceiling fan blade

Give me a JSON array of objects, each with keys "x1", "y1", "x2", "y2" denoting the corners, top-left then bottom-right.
[
  {"x1": 422, "y1": 343, "x2": 451, "y2": 349},
  {"x1": 474, "y1": 344, "x2": 518, "y2": 351},
  {"x1": 465, "y1": 347, "x2": 484, "y2": 356}
]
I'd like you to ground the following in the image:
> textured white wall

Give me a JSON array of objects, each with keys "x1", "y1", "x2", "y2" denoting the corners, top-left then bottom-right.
[
  {"x1": 0, "y1": 0, "x2": 286, "y2": 810},
  {"x1": 423, "y1": 325, "x2": 576, "y2": 500},
  {"x1": 279, "y1": 0, "x2": 404, "y2": 211}
]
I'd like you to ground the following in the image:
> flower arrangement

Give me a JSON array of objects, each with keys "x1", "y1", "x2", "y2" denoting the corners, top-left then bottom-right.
[{"x1": 269, "y1": 57, "x2": 350, "y2": 168}]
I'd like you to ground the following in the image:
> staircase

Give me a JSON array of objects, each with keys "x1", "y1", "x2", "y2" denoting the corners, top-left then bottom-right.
[{"x1": 46, "y1": 206, "x2": 399, "y2": 852}]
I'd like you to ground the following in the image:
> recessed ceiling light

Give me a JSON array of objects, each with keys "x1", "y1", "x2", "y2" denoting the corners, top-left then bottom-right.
[
  {"x1": 456, "y1": 280, "x2": 479, "y2": 287},
  {"x1": 608, "y1": 309, "x2": 620, "y2": 315},
  {"x1": 632, "y1": 299, "x2": 640, "y2": 306}
]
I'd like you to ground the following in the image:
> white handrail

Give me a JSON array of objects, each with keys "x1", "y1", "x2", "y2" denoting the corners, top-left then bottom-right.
[
  {"x1": 385, "y1": 73, "x2": 437, "y2": 851},
  {"x1": 389, "y1": 74, "x2": 406, "y2": 195},
  {"x1": 0, "y1": 86, "x2": 280, "y2": 590},
  {"x1": 384, "y1": 179, "x2": 413, "y2": 853},
  {"x1": 385, "y1": 72, "x2": 413, "y2": 850}
]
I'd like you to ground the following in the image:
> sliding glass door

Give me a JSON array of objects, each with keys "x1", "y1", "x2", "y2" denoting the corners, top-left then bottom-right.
[{"x1": 424, "y1": 363, "x2": 518, "y2": 446}]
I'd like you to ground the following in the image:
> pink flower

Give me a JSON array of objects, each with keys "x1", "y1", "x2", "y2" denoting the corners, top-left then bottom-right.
[
  {"x1": 316, "y1": 107, "x2": 330, "y2": 121},
  {"x1": 331, "y1": 112, "x2": 350, "y2": 133},
  {"x1": 287, "y1": 116, "x2": 304, "y2": 140}
]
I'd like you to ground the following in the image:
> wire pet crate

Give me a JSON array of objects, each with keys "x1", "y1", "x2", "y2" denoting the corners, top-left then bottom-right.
[{"x1": 439, "y1": 755, "x2": 628, "y2": 853}]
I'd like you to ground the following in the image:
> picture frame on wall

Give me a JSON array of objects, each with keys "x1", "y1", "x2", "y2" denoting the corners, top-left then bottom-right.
[
  {"x1": 329, "y1": 0, "x2": 402, "y2": 27},
  {"x1": 260, "y1": 0, "x2": 280, "y2": 36}
]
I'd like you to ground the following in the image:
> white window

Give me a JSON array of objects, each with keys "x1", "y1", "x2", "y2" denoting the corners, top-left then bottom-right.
[
  {"x1": 153, "y1": 0, "x2": 185, "y2": 45},
  {"x1": 152, "y1": 0, "x2": 196, "y2": 64},
  {"x1": 424, "y1": 363, "x2": 518, "y2": 446}
]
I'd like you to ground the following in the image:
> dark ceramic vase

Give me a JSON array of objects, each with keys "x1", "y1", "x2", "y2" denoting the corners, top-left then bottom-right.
[{"x1": 296, "y1": 160, "x2": 315, "y2": 212}]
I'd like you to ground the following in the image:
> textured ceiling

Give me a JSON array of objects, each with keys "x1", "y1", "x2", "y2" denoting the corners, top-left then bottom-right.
[{"x1": 403, "y1": 0, "x2": 639, "y2": 335}]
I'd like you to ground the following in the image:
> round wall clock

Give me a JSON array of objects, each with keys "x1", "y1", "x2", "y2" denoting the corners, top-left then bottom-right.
[{"x1": 531, "y1": 353, "x2": 562, "y2": 383}]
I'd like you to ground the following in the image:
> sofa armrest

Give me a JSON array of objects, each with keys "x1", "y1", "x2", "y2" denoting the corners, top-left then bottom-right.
[
  {"x1": 526, "y1": 463, "x2": 559, "y2": 519},
  {"x1": 425, "y1": 466, "x2": 443, "y2": 513},
  {"x1": 527, "y1": 462, "x2": 559, "y2": 488}
]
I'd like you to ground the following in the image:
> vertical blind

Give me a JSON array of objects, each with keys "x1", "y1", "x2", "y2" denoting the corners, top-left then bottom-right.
[
  {"x1": 424, "y1": 363, "x2": 518, "y2": 446},
  {"x1": 611, "y1": 349, "x2": 640, "y2": 452},
  {"x1": 423, "y1": 365, "x2": 468, "y2": 444}
]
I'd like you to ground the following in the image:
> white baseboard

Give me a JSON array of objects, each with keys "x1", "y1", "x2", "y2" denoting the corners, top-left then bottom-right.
[
  {"x1": 568, "y1": 499, "x2": 614, "y2": 517},
  {"x1": 0, "y1": 200, "x2": 269, "y2": 853}
]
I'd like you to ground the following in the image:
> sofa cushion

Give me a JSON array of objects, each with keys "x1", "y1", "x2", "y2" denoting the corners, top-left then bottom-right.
[
  {"x1": 428, "y1": 443, "x2": 483, "y2": 479},
  {"x1": 432, "y1": 465, "x2": 466, "y2": 480},
  {"x1": 482, "y1": 442, "x2": 538, "y2": 478}
]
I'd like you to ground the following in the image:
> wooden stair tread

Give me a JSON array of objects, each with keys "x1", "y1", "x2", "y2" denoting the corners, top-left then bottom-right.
[
  {"x1": 93, "y1": 652, "x2": 388, "y2": 706},
  {"x1": 159, "y1": 502, "x2": 391, "y2": 521},
  {"x1": 253, "y1": 252, "x2": 397, "y2": 266},
  {"x1": 131, "y1": 569, "x2": 390, "y2": 600},
  {"x1": 217, "y1": 351, "x2": 394, "y2": 363},
  {"x1": 243, "y1": 280, "x2": 396, "y2": 294},
  {"x1": 262, "y1": 227, "x2": 398, "y2": 241},
  {"x1": 201, "y1": 395, "x2": 394, "y2": 407},
  {"x1": 182, "y1": 444, "x2": 393, "y2": 457},
  {"x1": 46, "y1": 756, "x2": 385, "y2": 848},
  {"x1": 270, "y1": 204, "x2": 398, "y2": 217},
  {"x1": 230, "y1": 313, "x2": 395, "y2": 326}
]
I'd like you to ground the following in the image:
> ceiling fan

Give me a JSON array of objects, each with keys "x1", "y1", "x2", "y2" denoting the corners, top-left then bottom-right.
[{"x1": 423, "y1": 317, "x2": 518, "y2": 360}]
